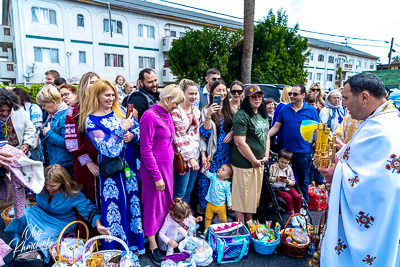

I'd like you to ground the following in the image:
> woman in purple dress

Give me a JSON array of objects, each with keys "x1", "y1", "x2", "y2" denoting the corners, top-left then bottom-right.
[{"x1": 140, "y1": 84, "x2": 184, "y2": 266}]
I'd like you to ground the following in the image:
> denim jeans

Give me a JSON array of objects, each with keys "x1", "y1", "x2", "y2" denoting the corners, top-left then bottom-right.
[
  {"x1": 291, "y1": 152, "x2": 312, "y2": 203},
  {"x1": 173, "y1": 168, "x2": 199, "y2": 204}
]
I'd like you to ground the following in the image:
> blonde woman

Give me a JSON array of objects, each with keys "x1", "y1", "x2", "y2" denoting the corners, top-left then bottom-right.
[
  {"x1": 140, "y1": 84, "x2": 184, "y2": 266},
  {"x1": 37, "y1": 85, "x2": 73, "y2": 171},
  {"x1": 271, "y1": 86, "x2": 291, "y2": 150},
  {"x1": 115, "y1": 74, "x2": 127, "y2": 103},
  {"x1": 307, "y1": 83, "x2": 325, "y2": 112},
  {"x1": 84, "y1": 79, "x2": 144, "y2": 253},
  {"x1": 171, "y1": 79, "x2": 201, "y2": 204},
  {"x1": 5, "y1": 164, "x2": 110, "y2": 264},
  {"x1": 65, "y1": 72, "x2": 100, "y2": 237}
]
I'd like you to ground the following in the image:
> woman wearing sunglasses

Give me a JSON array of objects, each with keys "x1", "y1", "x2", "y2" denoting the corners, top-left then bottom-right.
[
  {"x1": 231, "y1": 85, "x2": 270, "y2": 224},
  {"x1": 307, "y1": 83, "x2": 325, "y2": 113},
  {"x1": 229, "y1": 80, "x2": 244, "y2": 111}
]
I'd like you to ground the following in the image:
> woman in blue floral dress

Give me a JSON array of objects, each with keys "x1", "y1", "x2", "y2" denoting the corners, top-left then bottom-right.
[
  {"x1": 84, "y1": 79, "x2": 145, "y2": 254},
  {"x1": 198, "y1": 80, "x2": 236, "y2": 211}
]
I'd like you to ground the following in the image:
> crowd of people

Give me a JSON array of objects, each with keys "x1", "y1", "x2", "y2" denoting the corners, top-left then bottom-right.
[{"x1": 0, "y1": 68, "x2": 398, "y2": 266}]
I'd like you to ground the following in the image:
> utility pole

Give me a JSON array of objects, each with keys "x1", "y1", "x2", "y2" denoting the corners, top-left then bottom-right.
[{"x1": 388, "y1": 37, "x2": 394, "y2": 70}]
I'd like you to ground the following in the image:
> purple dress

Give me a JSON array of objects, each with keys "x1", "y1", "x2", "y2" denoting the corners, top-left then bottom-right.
[{"x1": 140, "y1": 104, "x2": 174, "y2": 237}]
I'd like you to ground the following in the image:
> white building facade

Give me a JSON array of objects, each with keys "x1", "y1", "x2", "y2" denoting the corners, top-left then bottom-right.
[
  {"x1": 305, "y1": 38, "x2": 379, "y2": 91},
  {"x1": 1, "y1": 0, "x2": 241, "y2": 85}
]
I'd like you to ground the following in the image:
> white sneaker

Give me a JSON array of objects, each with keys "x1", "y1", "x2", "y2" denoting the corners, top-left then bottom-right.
[
  {"x1": 166, "y1": 248, "x2": 174, "y2": 256},
  {"x1": 291, "y1": 217, "x2": 300, "y2": 228}
]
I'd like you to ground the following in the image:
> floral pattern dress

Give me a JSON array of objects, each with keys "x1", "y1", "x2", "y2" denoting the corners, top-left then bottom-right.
[
  {"x1": 86, "y1": 110, "x2": 145, "y2": 254},
  {"x1": 198, "y1": 116, "x2": 232, "y2": 209},
  {"x1": 25, "y1": 102, "x2": 44, "y2": 161}
]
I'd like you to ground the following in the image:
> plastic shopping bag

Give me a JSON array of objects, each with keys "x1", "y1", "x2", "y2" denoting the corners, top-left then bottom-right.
[{"x1": 178, "y1": 237, "x2": 213, "y2": 266}]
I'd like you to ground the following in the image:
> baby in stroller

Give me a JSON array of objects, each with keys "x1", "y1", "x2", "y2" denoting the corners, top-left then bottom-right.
[{"x1": 269, "y1": 149, "x2": 303, "y2": 225}]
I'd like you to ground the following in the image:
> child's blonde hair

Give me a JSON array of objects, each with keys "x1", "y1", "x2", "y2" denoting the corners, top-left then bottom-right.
[{"x1": 170, "y1": 197, "x2": 191, "y2": 221}]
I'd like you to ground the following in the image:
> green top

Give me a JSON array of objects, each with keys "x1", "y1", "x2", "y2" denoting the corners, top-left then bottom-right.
[{"x1": 230, "y1": 109, "x2": 269, "y2": 168}]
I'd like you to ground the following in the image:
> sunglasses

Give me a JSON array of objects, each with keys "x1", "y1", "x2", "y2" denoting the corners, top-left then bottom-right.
[
  {"x1": 288, "y1": 92, "x2": 300, "y2": 97},
  {"x1": 230, "y1": 90, "x2": 243, "y2": 95},
  {"x1": 211, "y1": 77, "x2": 222, "y2": 81},
  {"x1": 250, "y1": 94, "x2": 263, "y2": 100},
  {"x1": 311, "y1": 88, "x2": 320, "y2": 92},
  {"x1": 61, "y1": 92, "x2": 71, "y2": 97}
]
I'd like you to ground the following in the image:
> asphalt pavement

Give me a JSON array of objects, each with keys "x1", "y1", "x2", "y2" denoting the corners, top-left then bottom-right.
[{"x1": 0, "y1": 205, "x2": 323, "y2": 266}]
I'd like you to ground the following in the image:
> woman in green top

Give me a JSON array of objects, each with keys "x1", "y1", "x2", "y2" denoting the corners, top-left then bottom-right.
[{"x1": 231, "y1": 85, "x2": 270, "y2": 223}]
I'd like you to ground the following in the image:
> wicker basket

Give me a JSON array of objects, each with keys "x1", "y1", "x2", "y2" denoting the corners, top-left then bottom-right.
[
  {"x1": 55, "y1": 220, "x2": 89, "y2": 265},
  {"x1": 280, "y1": 213, "x2": 311, "y2": 258},
  {"x1": 1, "y1": 202, "x2": 37, "y2": 227},
  {"x1": 251, "y1": 230, "x2": 280, "y2": 255}
]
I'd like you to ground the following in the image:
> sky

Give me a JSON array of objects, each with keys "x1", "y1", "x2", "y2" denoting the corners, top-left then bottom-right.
[{"x1": 147, "y1": 0, "x2": 400, "y2": 64}]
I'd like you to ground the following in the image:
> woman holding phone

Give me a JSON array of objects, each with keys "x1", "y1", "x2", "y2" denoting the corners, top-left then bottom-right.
[
  {"x1": 197, "y1": 80, "x2": 236, "y2": 213},
  {"x1": 84, "y1": 79, "x2": 145, "y2": 254}
]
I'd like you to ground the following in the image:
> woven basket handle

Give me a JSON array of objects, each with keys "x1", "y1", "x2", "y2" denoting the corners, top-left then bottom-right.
[
  {"x1": 56, "y1": 220, "x2": 89, "y2": 261},
  {"x1": 281, "y1": 213, "x2": 309, "y2": 238},
  {"x1": 316, "y1": 210, "x2": 328, "y2": 250},
  {"x1": 82, "y1": 235, "x2": 130, "y2": 267}
]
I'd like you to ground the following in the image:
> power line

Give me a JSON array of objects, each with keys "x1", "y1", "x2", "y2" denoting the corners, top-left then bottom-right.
[
  {"x1": 314, "y1": 38, "x2": 389, "y2": 49},
  {"x1": 297, "y1": 29, "x2": 389, "y2": 43}
]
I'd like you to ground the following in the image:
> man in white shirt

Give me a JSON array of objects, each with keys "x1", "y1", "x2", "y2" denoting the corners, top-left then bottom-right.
[{"x1": 194, "y1": 68, "x2": 221, "y2": 110}]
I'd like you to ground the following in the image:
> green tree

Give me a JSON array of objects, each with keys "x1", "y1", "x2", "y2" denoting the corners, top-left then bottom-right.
[
  {"x1": 392, "y1": 55, "x2": 400, "y2": 64},
  {"x1": 229, "y1": 9, "x2": 309, "y2": 84},
  {"x1": 168, "y1": 26, "x2": 241, "y2": 84}
]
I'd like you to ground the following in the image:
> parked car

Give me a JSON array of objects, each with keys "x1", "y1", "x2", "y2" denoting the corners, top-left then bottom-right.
[
  {"x1": 243, "y1": 84, "x2": 288, "y2": 103},
  {"x1": 389, "y1": 89, "x2": 400, "y2": 110}
]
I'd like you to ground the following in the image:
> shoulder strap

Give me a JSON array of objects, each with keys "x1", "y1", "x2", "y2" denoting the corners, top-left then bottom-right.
[{"x1": 151, "y1": 108, "x2": 172, "y2": 138}]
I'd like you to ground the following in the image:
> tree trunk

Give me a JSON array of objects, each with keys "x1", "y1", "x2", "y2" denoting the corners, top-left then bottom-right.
[{"x1": 241, "y1": 0, "x2": 255, "y2": 84}]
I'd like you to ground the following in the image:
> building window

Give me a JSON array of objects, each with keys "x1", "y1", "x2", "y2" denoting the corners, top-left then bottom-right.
[
  {"x1": 103, "y1": 19, "x2": 122, "y2": 34},
  {"x1": 356, "y1": 60, "x2": 361, "y2": 68},
  {"x1": 79, "y1": 51, "x2": 86, "y2": 64},
  {"x1": 138, "y1": 24, "x2": 155, "y2": 38},
  {"x1": 139, "y1": 56, "x2": 155, "y2": 69},
  {"x1": 310, "y1": 52, "x2": 313, "y2": 61},
  {"x1": 327, "y1": 74, "x2": 333, "y2": 81},
  {"x1": 170, "y1": 31, "x2": 176, "y2": 37},
  {"x1": 7, "y1": 64, "x2": 13, "y2": 71},
  {"x1": 308, "y1": 72, "x2": 312, "y2": 80},
  {"x1": 179, "y1": 32, "x2": 185, "y2": 37},
  {"x1": 31, "y1": 7, "x2": 56, "y2": 25},
  {"x1": 328, "y1": 56, "x2": 334, "y2": 63},
  {"x1": 349, "y1": 59, "x2": 354, "y2": 65},
  {"x1": 365, "y1": 62, "x2": 367, "y2": 68},
  {"x1": 34, "y1": 47, "x2": 59, "y2": 63},
  {"x1": 105, "y1": 53, "x2": 123, "y2": 67},
  {"x1": 370, "y1": 63, "x2": 374, "y2": 70},
  {"x1": 2, "y1": 47, "x2": 7, "y2": 52},
  {"x1": 77, "y1": 14, "x2": 84, "y2": 27},
  {"x1": 316, "y1": 73, "x2": 322, "y2": 81},
  {"x1": 318, "y1": 54, "x2": 324, "y2": 62},
  {"x1": 3, "y1": 28, "x2": 10, "y2": 36}
]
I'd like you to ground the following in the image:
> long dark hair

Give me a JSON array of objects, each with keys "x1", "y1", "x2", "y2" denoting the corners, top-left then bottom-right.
[
  {"x1": 240, "y1": 96, "x2": 268, "y2": 119},
  {"x1": 12, "y1": 87, "x2": 35, "y2": 105},
  {"x1": 208, "y1": 80, "x2": 233, "y2": 135}
]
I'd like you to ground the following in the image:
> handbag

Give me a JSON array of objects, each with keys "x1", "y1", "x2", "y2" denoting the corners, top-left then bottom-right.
[
  {"x1": 151, "y1": 108, "x2": 187, "y2": 173},
  {"x1": 99, "y1": 145, "x2": 128, "y2": 179}
]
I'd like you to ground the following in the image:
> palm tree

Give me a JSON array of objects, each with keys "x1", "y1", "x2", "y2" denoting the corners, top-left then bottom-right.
[
  {"x1": 391, "y1": 56, "x2": 400, "y2": 64},
  {"x1": 241, "y1": 0, "x2": 255, "y2": 84}
]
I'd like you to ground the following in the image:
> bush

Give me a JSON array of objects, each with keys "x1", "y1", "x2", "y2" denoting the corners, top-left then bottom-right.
[{"x1": 10, "y1": 84, "x2": 43, "y2": 102}]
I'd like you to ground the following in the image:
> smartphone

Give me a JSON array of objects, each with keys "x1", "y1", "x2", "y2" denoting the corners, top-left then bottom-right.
[
  {"x1": 127, "y1": 104, "x2": 134, "y2": 119},
  {"x1": 213, "y1": 95, "x2": 221, "y2": 109},
  {"x1": 280, "y1": 176, "x2": 287, "y2": 180}
]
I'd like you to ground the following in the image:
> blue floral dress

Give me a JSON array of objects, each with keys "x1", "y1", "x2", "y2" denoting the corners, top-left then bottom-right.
[
  {"x1": 24, "y1": 103, "x2": 44, "y2": 161},
  {"x1": 198, "y1": 116, "x2": 232, "y2": 209},
  {"x1": 86, "y1": 110, "x2": 145, "y2": 254}
]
